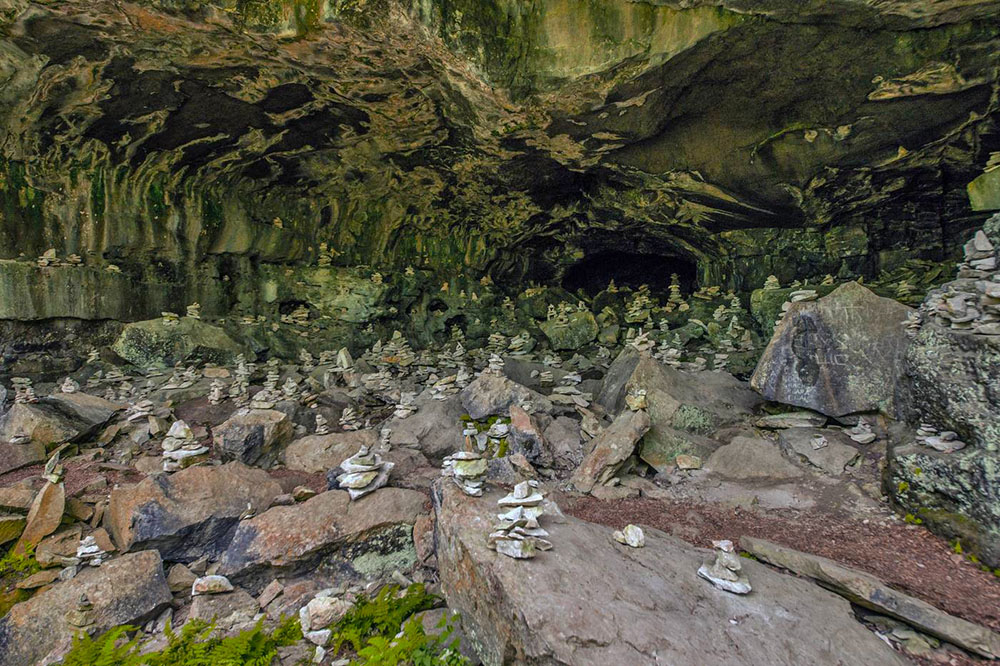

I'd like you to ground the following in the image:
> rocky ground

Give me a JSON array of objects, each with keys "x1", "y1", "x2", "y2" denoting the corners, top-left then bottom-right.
[{"x1": 0, "y1": 220, "x2": 999, "y2": 665}]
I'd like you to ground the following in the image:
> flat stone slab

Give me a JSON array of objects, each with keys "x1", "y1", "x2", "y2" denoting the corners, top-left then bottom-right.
[
  {"x1": 705, "y1": 436, "x2": 804, "y2": 480},
  {"x1": 741, "y1": 537, "x2": 1000, "y2": 659},
  {"x1": 778, "y1": 427, "x2": 859, "y2": 476},
  {"x1": 433, "y1": 483, "x2": 906, "y2": 666}
]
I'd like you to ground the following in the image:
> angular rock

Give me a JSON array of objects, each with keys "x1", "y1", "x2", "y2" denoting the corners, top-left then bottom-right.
[
  {"x1": 192, "y1": 574, "x2": 234, "y2": 595},
  {"x1": 542, "y1": 416, "x2": 583, "y2": 472},
  {"x1": 507, "y1": 405, "x2": 551, "y2": 467},
  {"x1": 13, "y1": 481, "x2": 64, "y2": 556},
  {"x1": 433, "y1": 483, "x2": 906, "y2": 666},
  {"x1": 0, "y1": 550, "x2": 171, "y2": 666},
  {"x1": 284, "y1": 429, "x2": 378, "y2": 474},
  {"x1": 217, "y1": 488, "x2": 426, "y2": 593},
  {"x1": 108, "y1": 462, "x2": 282, "y2": 561},
  {"x1": 384, "y1": 392, "x2": 467, "y2": 462},
  {"x1": 0, "y1": 487, "x2": 35, "y2": 513},
  {"x1": 741, "y1": 537, "x2": 1000, "y2": 660},
  {"x1": 751, "y1": 282, "x2": 912, "y2": 417},
  {"x1": 460, "y1": 374, "x2": 553, "y2": 421},
  {"x1": 189, "y1": 587, "x2": 259, "y2": 631},
  {"x1": 778, "y1": 428, "x2": 859, "y2": 476},
  {"x1": 112, "y1": 316, "x2": 245, "y2": 368},
  {"x1": 755, "y1": 411, "x2": 827, "y2": 429},
  {"x1": 571, "y1": 409, "x2": 650, "y2": 493},
  {"x1": 214, "y1": 408, "x2": 292, "y2": 466},
  {"x1": 0, "y1": 515, "x2": 25, "y2": 546},
  {"x1": 705, "y1": 436, "x2": 803, "y2": 480}
]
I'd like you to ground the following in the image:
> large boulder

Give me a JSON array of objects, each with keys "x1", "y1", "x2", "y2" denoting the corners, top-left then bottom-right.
[
  {"x1": 778, "y1": 427, "x2": 859, "y2": 477},
  {"x1": 284, "y1": 429, "x2": 378, "y2": 473},
  {"x1": 0, "y1": 392, "x2": 120, "y2": 474},
  {"x1": 538, "y1": 310, "x2": 598, "y2": 350},
  {"x1": 705, "y1": 436, "x2": 804, "y2": 480},
  {"x1": 598, "y1": 350, "x2": 761, "y2": 466},
  {"x1": 460, "y1": 374, "x2": 553, "y2": 421},
  {"x1": 213, "y1": 408, "x2": 293, "y2": 465},
  {"x1": 751, "y1": 282, "x2": 912, "y2": 417},
  {"x1": 112, "y1": 317, "x2": 246, "y2": 368},
  {"x1": 0, "y1": 550, "x2": 171, "y2": 666},
  {"x1": 107, "y1": 462, "x2": 282, "y2": 562},
  {"x1": 433, "y1": 482, "x2": 907, "y2": 666},
  {"x1": 217, "y1": 488, "x2": 426, "y2": 593},
  {"x1": 570, "y1": 408, "x2": 650, "y2": 493},
  {"x1": 384, "y1": 392, "x2": 467, "y2": 461}
]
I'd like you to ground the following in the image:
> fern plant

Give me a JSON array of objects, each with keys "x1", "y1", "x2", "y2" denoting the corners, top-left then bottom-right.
[
  {"x1": 331, "y1": 583, "x2": 439, "y2": 653},
  {"x1": 353, "y1": 614, "x2": 469, "y2": 666}
]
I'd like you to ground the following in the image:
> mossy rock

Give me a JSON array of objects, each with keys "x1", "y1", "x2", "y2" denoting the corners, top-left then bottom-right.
[{"x1": 112, "y1": 317, "x2": 246, "y2": 368}]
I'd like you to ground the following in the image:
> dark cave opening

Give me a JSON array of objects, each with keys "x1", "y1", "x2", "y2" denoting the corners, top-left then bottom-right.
[{"x1": 562, "y1": 251, "x2": 698, "y2": 297}]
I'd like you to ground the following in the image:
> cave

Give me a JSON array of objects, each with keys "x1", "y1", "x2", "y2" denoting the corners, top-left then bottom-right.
[{"x1": 562, "y1": 251, "x2": 698, "y2": 297}]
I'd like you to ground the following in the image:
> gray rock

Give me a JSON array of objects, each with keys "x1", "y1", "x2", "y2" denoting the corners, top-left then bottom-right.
[
  {"x1": 214, "y1": 408, "x2": 293, "y2": 466},
  {"x1": 755, "y1": 411, "x2": 827, "y2": 429},
  {"x1": 571, "y1": 408, "x2": 651, "y2": 493},
  {"x1": 705, "y1": 436, "x2": 803, "y2": 480},
  {"x1": 112, "y1": 316, "x2": 246, "y2": 368},
  {"x1": 508, "y1": 405, "x2": 551, "y2": 467},
  {"x1": 284, "y1": 430, "x2": 378, "y2": 473},
  {"x1": 460, "y1": 374, "x2": 553, "y2": 421},
  {"x1": 538, "y1": 310, "x2": 598, "y2": 350},
  {"x1": 778, "y1": 428, "x2": 859, "y2": 476},
  {"x1": 751, "y1": 282, "x2": 912, "y2": 417},
  {"x1": 0, "y1": 550, "x2": 172, "y2": 666},
  {"x1": 433, "y1": 482, "x2": 907, "y2": 666},
  {"x1": 107, "y1": 462, "x2": 282, "y2": 562},
  {"x1": 385, "y1": 392, "x2": 467, "y2": 462},
  {"x1": 542, "y1": 416, "x2": 584, "y2": 471},
  {"x1": 741, "y1": 537, "x2": 1000, "y2": 660}
]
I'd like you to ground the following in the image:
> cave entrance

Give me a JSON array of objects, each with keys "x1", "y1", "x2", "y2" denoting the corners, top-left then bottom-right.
[{"x1": 562, "y1": 250, "x2": 697, "y2": 297}]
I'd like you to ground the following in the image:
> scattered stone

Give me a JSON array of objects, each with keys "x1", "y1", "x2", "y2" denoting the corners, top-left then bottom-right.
[
  {"x1": 570, "y1": 408, "x2": 651, "y2": 493},
  {"x1": 192, "y1": 574, "x2": 234, "y2": 596},
  {"x1": 214, "y1": 408, "x2": 293, "y2": 466},
  {"x1": 13, "y1": 481, "x2": 64, "y2": 556},
  {"x1": 612, "y1": 524, "x2": 645, "y2": 548}
]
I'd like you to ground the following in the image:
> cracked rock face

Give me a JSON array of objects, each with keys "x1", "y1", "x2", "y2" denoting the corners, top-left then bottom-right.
[
  {"x1": 432, "y1": 481, "x2": 908, "y2": 666},
  {"x1": 0, "y1": 0, "x2": 997, "y2": 333}
]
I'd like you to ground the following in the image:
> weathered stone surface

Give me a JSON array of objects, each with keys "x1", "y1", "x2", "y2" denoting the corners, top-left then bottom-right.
[
  {"x1": 189, "y1": 587, "x2": 259, "y2": 631},
  {"x1": 385, "y1": 393, "x2": 467, "y2": 461},
  {"x1": 217, "y1": 488, "x2": 426, "y2": 593},
  {"x1": 741, "y1": 537, "x2": 1000, "y2": 659},
  {"x1": 0, "y1": 486, "x2": 35, "y2": 513},
  {"x1": 108, "y1": 462, "x2": 282, "y2": 561},
  {"x1": 705, "y1": 436, "x2": 803, "y2": 480},
  {"x1": 112, "y1": 317, "x2": 245, "y2": 368},
  {"x1": 778, "y1": 428, "x2": 859, "y2": 476},
  {"x1": 542, "y1": 416, "x2": 583, "y2": 472},
  {"x1": 0, "y1": 393, "x2": 120, "y2": 473},
  {"x1": 433, "y1": 482, "x2": 906, "y2": 666},
  {"x1": 538, "y1": 311, "x2": 598, "y2": 350},
  {"x1": 602, "y1": 352, "x2": 761, "y2": 465},
  {"x1": 13, "y1": 481, "x2": 64, "y2": 555},
  {"x1": 0, "y1": 515, "x2": 25, "y2": 546},
  {"x1": 460, "y1": 374, "x2": 553, "y2": 421},
  {"x1": 214, "y1": 408, "x2": 292, "y2": 465},
  {"x1": 0, "y1": 550, "x2": 171, "y2": 666},
  {"x1": 751, "y1": 282, "x2": 912, "y2": 417},
  {"x1": 755, "y1": 411, "x2": 827, "y2": 429},
  {"x1": 571, "y1": 409, "x2": 650, "y2": 493},
  {"x1": 508, "y1": 405, "x2": 551, "y2": 467},
  {"x1": 284, "y1": 430, "x2": 377, "y2": 474}
]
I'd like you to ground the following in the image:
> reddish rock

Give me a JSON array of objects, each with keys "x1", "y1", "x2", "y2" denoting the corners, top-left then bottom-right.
[{"x1": 13, "y1": 482, "x2": 64, "y2": 556}]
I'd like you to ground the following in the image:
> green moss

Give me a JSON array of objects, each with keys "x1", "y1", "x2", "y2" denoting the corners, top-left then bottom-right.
[
  {"x1": 670, "y1": 404, "x2": 714, "y2": 434},
  {"x1": 897, "y1": 481, "x2": 910, "y2": 493},
  {"x1": 0, "y1": 544, "x2": 41, "y2": 579},
  {"x1": 903, "y1": 513, "x2": 923, "y2": 525}
]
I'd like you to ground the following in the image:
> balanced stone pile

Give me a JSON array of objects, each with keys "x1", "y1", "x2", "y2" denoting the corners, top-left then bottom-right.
[
  {"x1": 339, "y1": 406, "x2": 363, "y2": 431},
  {"x1": 76, "y1": 535, "x2": 109, "y2": 567},
  {"x1": 488, "y1": 481, "x2": 552, "y2": 559},
  {"x1": 847, "y1": 419, "x2": 877, "y2": 444},
  {"x1": 915, "y1": 423, "x2": 967, "y2": 453},
  {"x1": 442, "y1": 451, "x2": 487, "y2": 496},
  {"x1": 161, "y1": 420, "x2": 208, "y2": 472},
  {"x1": 11, "y1": 377, "x2": 37, "y2": 404},
  {"x1": 393, "y1": 392, "x2": 418, "y2": 419},
  {"x1": 335, "y1": 445, "x2": 393, "y2": 500},
  {"x1": 921, "y1": 228, "x2": 1000, "y2": 335},
  {"x1": 697, "y1": 539, "x2": 751, "y2": 595}
]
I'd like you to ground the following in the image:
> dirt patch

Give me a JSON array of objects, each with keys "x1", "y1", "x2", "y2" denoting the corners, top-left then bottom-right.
[{"x1": 559, "y1": 493, "x2": 1000, "y2": 638}]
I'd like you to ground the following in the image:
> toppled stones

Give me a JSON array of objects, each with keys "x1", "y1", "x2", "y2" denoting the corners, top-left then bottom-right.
[
  {"x1": 0, "y1": 550, "x2": 172, "y2": 666},
  {"x1": 697, "y1": 539, "x2": 751, "y2": 595},
  {"x1": 107, "y1": 461, "x2": 281, "y2": 562},
  {"x1": 752, "y1": 282, "x2": 912, "y2": 417}
]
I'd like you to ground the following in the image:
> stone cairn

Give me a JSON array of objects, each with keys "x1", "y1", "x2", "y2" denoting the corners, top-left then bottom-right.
[
  {"x1": 314, "y1": 413, "x2": 330, "y2": 435},
  {"x1": 442, "y1": 450, "x2": 488, "y2": 496},
  {"x1": 76, "y1": 535, "x2": 109, "y2": 567},
  {"x1": 697, "y1": 539, "x2": 751, "y2": 594},
  {"x1": 921, "y1": 228, "x2": 1000, "y2": 336},
  {"x1": 12, "y1": 377, "x2": 38, "y2": 404},
  {"x1": 335, "y1": 445, "x2": 393, "y2": 500},
  {"x1": 393, "y1": 391, "x2": 418, "y2": 419},
  {"x1": 846, "y1": 418, "x2": 877, "y2": 444},
  {"x1": 161, "y1": 420, "x2": 208, "y2": 472},
  {"x1": 60, "y1": 377, "x2": 80, "y2": 394},
  {"x1": 915, "y1": 423, "x2": 967, "y2": 453},
  {"x1": 339, "y1": 406, "x2": 363, "y2": 431},
  {"x1": 208, "y1": 379, "x2": 225, "y2": 405},
  {"x1": 488, "y1": 481, "x2": 552, "y2": 560}
]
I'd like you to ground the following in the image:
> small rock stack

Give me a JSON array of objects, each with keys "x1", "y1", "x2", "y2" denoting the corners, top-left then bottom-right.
[
  {"x1": 488, "y1": 481, "x2": 552, "y2": 559},
  {"x1": 161, "y1": 420, "x2": 208, "y2": 472},
  {"x1": 697, "y1": 539, "x2": 751, "y2": 595},
  {"x1": 76, "y1": 535, "x2": 109, "y2": 567},
  {"x1": 921, "y1": 227, "x2": 1000, "y2": 335},
  {"x1": 334, "y1": 446, "x2": 393, "y2": 500},
  {"x1": 915, "y1": 423, "x2": 966, "y2": 453},
  {"x1": 442, "y1": 451, "x2": 488, "y2": 496},
  {"x1": 847, "y1": 419, "x2": 877, "y2": 444}
]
